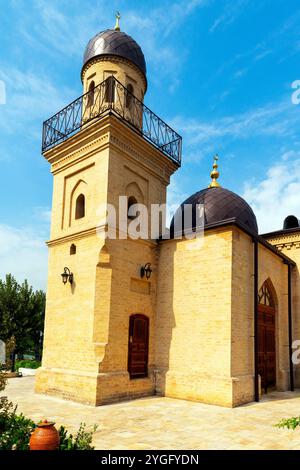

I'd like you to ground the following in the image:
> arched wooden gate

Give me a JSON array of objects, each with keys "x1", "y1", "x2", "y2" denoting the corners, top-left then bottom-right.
[{"x1": 258, "y1": 282, "x2": 276, "y2": 393}]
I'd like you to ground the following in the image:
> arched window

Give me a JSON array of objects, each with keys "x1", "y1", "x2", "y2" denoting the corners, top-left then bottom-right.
[
  {"x1": 104, "y1": 76, "x2": 115, "y2": 103},
  {"x1": 258, "y1": 282, "x2": 274, "y2": 307},
  {"x1": 75, "y1": 194, "x2": 85, "y2": 219},
  {"x1": 283, "y1": 215, "x2": 299, "y2": 230},
  {"x1": 127, "y1": 196, "x2": 137, "y2": 220},
  {"x1": 70, "y1": 244, "x2": 76, "y2": 255},
  {"x1": 87, "y1": 80, "x2": 95, "y2": 107},
  {"x1": 126, "y1": 83, "x2": 134, "y2": 109}
]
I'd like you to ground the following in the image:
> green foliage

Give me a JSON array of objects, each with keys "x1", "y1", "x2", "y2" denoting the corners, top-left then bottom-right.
[
  {"x1": 276, "y1": 416, "x2": 300, "y2": 430},
  {"x1": 0, "y1": 364, "x2": 96, "y2": 452},
  {"x1": 0, "y1": 394, "x2": 97, "y2": 450},
  {"x1": 0, "y1": 397, "x2": 35, "y2": 450},
  {"x1": 15, "y1": 359, "x2": 41, "y2": 370},
  {"x1": 0, "y1": 372, "x2": 6, "y2": 392},
  {"x1": 0, "y1": 274, "x2": 46, "y2": 370},
  {"x1": 5, "y1": 336, "x2": 16, "y2": 371},
  {"x1": 58, "y1": 423, "x2": 98, "y2": 450}
]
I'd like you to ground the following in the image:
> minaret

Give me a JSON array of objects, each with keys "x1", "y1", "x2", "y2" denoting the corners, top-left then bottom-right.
[{"x1": 36, "y1": 16, "x2": 182, "y2": 405}]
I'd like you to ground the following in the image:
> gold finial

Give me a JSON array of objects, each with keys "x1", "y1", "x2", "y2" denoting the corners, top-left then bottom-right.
[
  {"x1": 208, "y1": 154, "x2": 221, "y2": 188},
  {"x1": 114, "y1": 11, "x2": 121, "y2": 31}
]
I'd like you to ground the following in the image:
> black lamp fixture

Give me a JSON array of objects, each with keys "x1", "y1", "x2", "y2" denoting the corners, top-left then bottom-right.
[
  {"x1": 140, "y1": 262, "x2": 152, "y2": 280},
  {"x1": 61, "y1": 267, "x2": 74, "y2": 285}
]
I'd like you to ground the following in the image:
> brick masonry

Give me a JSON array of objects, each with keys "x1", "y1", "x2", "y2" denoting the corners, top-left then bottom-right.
[{"x1": 36, "y1": 55, "x2": 299, "y2": 408}]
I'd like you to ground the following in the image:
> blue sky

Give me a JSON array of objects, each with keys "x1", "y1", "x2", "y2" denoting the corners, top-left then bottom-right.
[{"x1": 1, "y1": 0, "x2": 300, "y2": 289}]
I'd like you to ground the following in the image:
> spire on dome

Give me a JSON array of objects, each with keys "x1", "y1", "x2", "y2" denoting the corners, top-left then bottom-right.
[
  {"x1": 114, "y1": 11, "x2": 121, "y2": 31},
  {"x1": 208, "y1": 154, "x2": 221, "y2": 188}
]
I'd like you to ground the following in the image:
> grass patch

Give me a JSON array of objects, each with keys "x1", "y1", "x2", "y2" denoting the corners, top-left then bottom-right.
[{"x1": 15, "y1": 359, "x2": 41, "y2": 370}]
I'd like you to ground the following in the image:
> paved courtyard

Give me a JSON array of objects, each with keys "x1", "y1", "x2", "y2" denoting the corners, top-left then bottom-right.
[{"x1": 2, "y1": 377, "x2": 300, "y2": 449}]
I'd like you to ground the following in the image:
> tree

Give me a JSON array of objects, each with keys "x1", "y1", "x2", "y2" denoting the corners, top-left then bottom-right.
[
  {"x1": 0, "y1": 275, "x2": 46, "y2": 370},
  {"x1": 26, "y1": 289, "x2": 46, "y2": 361}
]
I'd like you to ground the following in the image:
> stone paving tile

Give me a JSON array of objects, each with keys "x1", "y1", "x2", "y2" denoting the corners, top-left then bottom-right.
[{"x1": 2, "y1": 377, "x2": 300, "y2": 450}]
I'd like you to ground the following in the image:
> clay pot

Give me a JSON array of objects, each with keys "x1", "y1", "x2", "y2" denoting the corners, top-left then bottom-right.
[{"x1": 29, "y1": 419, "x2": 60, "y2": 451}]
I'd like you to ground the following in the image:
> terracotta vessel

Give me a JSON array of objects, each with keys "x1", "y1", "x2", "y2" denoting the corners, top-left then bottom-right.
[{"x1": 29, "y1": 419, "x2": 60, "y2": 451}]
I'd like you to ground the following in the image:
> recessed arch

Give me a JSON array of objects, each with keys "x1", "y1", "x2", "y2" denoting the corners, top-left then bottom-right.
[
  {"x1": 126, "y1": 83, "x2": 134, "y2": 108},
  {"x1": 87, "y1": 80, "x2": 95, "y2": 107},
  {"x1": 258, "y1": 277, "x2": 278, "y2": 308},
  {"x1": 75, "y1": 194, "x2": 85, "y2": 219},
  {"x1": 70, "y1": 243, "x2": 76, "y2": 255},
  {"x1": 125, "y1": 182, "x2": 145, "y2": 220},
  {"x1": 97, "y1": 244, "x2": 111, "y2": 266},
  {"x1": 104, "y1": 76, "x2": 115, "y2": 103},
  {"x1": 127, "y1": 195, "x2": 138, "y2": 219},
  {"x1": 125, "y1": 182, "x2": 144, "y2": 203},
  {"x1": 69, "y1": 179, "x2": 87, "y2": 226}
]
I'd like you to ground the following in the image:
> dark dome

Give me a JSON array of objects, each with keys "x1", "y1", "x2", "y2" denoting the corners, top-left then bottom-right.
[
  {"x1": 283, "y1": 215, "x2": 299, "y2": 230},
  {"x1": 170, "y1": 187, "x2": 258, "y2": 236},
  {"x1": 83, "y1": 29, "x2": 146, "y2": 78}
]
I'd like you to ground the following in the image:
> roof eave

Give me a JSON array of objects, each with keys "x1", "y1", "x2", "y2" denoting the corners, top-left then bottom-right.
[{"x1": 163, "y1": 217, "x2": 296, "y2": 266}]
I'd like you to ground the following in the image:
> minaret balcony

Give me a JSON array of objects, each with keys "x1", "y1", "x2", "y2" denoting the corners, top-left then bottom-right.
[{"x1": 42, "y1": 76, "x2": 182, "y2": 166}]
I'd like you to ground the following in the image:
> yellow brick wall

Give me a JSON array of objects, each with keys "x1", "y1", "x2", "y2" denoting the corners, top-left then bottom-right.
[
  {"x1": 230, "y1": 228, "x2": 254, "y2": 405},
  {"x1": 265, "y1": 232, "x2": 300, "y2": 386},
  {"x1": 230, "y1": 228, "x2": 290, "y2": 406},
  {"x1": 154, "y1": 226, "x2": 292, "y2": 408},
  {"x1": 35, "y1": 232, "x2": 106, "y2": 403},
  {"x1": 94, "y1": 237, "x2": 158, "y2": 404},
  {"x1": 36, "y1": 112, "x2": 177, "y2": 405},
  {"x1": 155, "y1": 229, "x2": 234, "y2": 407}
]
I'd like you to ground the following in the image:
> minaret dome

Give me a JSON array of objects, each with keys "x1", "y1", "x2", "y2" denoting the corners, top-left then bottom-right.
[{"x1": 81, "y1": 13, "x2": 147, "y2": 101}]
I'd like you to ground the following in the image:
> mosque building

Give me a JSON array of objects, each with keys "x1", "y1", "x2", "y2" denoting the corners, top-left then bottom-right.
[{"x1": 35, "y1": 15, "x2": 300, "y2": 407}]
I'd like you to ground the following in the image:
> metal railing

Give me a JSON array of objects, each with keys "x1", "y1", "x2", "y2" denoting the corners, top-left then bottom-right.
[{"x1": 42, "y1": 76, "x2": 182, "y2": 165}]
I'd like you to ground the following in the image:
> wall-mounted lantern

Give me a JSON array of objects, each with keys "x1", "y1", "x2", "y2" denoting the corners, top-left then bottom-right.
[
  {"x1": 61, "y1": 267, "x2": 74, "y2": 285},
  {"x1": 140, "y1": 263, "x2": 152, "y2": 280}
]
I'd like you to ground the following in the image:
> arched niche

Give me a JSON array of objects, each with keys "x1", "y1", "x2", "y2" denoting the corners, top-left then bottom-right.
[
  {"x1": 97, "y1": 244, "x2": 111, "y2": 267},
  {"x1": 125, "y1": 182, "x2": 144, "y2": 204},
  {"x1": 125, "y1": 182, "x2": 145, "y2": 220},
  {"x1": 69, "y1": 179, "x2": 87, "y2": 226}
]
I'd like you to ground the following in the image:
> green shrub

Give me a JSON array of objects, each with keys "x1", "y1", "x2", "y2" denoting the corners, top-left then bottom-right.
[
  {"x1": 0, "y1": 397, "x2": 35, "y2": 450},
  {"x1": 0, "y1": 373, "x2": 96, "y2": 451},
  {"x1": 58, "y1": 423, "x2": 98, "y2": 450},
  {"x1": 0, "y1": 395, "x2": 97, "y2": 450},
  {"x1": 15, "y1": 359, "x2": 41, "y2": 370},
  {"x1": 276, "y1": 416, "x2": 300, "y2": 430}
]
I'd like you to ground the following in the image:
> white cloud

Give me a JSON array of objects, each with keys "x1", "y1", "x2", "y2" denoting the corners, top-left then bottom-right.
[
  {"x1": 12, "y1": 0, "x2": 210, "y2": 92},
  {"x1": 0, "y1": 67, "x2": 75, "y2": 137},
  {"x1": 0, "y1": 223, "x2": 48, "y2": 290},
  {"x1": 243, "y1": 154, "x2": 300, "y2": 233},
  {"x1": 170, "y1": 99, "x2": 300, "y2": 235},
  {"x1": 210, "y1": 0, "x2": 250, "y2": 33},
  {"x1": 13, "y1": 0, "x2": 109, "y2": 59},
  {"x1": 175, "y1": 100, "x2": 299, "y2": 145}
]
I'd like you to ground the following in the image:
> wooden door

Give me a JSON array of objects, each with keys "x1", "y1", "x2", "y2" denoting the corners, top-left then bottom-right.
[
  {"x1": 128, "y1": 314, "x2": 149, "y2": 379},
  {"x1": 258, "y1": 296, "x2": 276, "y2": 393}
]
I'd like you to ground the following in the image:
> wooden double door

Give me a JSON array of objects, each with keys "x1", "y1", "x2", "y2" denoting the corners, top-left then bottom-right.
[
  {"x1": 128, "y1": 314, "x2": 149, "y2": 379},
  {"x1": 258, "y1": 304, "x2": 276, "y2": 393}
]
